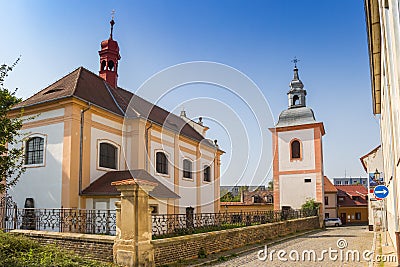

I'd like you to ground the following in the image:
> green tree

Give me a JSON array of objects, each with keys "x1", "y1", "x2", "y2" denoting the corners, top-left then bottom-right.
[
  {"x1": 220, "y1": 191, "x2": 234, "y2": 202},
  {"x1": 0, "y1": 59, "x2": 27, "y2": 193},
  {"x1": 301, "y1": 198, "x2": 320, "y2": 216}
]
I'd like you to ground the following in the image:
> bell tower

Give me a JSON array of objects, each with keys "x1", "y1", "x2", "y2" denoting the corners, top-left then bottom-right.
[
  {"x1": 99, "y1": 16, "x2": 121, "y2": 88},
  {"x1": 270, "y1": 63, "x2": 325, "y2": 211}
]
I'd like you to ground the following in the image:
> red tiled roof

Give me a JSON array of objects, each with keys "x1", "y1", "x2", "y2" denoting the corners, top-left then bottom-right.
[
  {"x1": 81, "y1": 169, "x2": 180, "y2": 199},
  {"x1": 324, "y1": 176, "x2": 337, "y2": 193},
  {"x1": 13, "y1": 67, "x2": 213, "y2": 145},
  {"x1": 335, "y1": 185, "x2": 368, "y2": 207}
]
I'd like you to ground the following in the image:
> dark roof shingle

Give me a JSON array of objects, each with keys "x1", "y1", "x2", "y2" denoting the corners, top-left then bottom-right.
[
  {"x1": 81, "y1": 169, "x2": 180, "y2": 199},
  {"x1": 14, "y1": 67, "x2": 210, "y2": 144}
]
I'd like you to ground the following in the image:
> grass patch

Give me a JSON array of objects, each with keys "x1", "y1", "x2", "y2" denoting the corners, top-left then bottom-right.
[{"x1": 0, "y1": 231, "x2": 115, "y2": 267}]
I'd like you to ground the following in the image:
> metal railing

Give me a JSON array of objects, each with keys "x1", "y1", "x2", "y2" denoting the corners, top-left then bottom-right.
[
  {"x1": 152, "y1": 209, "x2": 317, "y2": 238},
  {"x1": 1, "y1": 195, "x2": 317, "y2": 239},
  {"x1": 1, "y1": 207, "x2": 116, "y2": 235}
]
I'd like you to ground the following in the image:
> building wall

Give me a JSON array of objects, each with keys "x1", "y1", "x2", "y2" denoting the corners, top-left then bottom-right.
[
  {"x1": 338, "y1": 206, "x2": 368, "y2": 224},
  {"x1": 278, "y1": 128, "x2": 315, "y2": 171},
  {"x1": 152, "y1": 216, "x2": 320, "y2": 266},
  {"x1": 272, "y1": 124, "x2": 324, "y2": 211},
  {"x1": 11, "y1": 98, "x2": 221, "y2": 213},
  {"x1": 9, "y1": 108, "x2": 65, "y2": 208},
  {"x1": 90, "y1": 122, "x2": 124, "y2": 183},
  {"x1": 279, "y1": 173, "x2": 317, "y2": 209},
  {"x1": 365, "y1": 0, "x2": 400, "y2": 251},
  {"x1": 324, "y1": 192, "x2": 337, "y2": 218}
]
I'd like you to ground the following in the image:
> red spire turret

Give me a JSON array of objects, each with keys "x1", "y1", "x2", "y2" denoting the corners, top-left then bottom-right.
[{"x1": 99, "y1": 17, "x2": 121, "y2": 88}]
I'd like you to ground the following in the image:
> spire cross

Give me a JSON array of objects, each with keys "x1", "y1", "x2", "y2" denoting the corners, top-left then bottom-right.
[
  {"x1": 291, "y1": 57, "x2": 300, "y2": 68},
  {"x1": 110, "y1": 10, "x2": 116, "y2": 39}
]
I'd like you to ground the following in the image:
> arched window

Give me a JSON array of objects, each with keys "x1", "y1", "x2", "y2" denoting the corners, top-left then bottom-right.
[
  {"x1": 101, "y1": 60, "x2": 106, "y2": 71},
  {"x1": 156, "y1": 152, "x2": 168, "y2": 175},
  {"x1": 290, "y1": 139, "x2": 301, "y2": 159},
  {"x1": 99, "y1": 142, "x2": 118, "y2": 169},
  {"x1": 25, "y1": 136, "x2": 45, "y2": 165},
  {"x1": 253, "y1": 195, "x2": 262, "y2": 203},
  {"x1": 203, "y1": 165, "x2": 211, "y2": 182},
  {"x1": 108, "y1": 60, "x2": 115, "y2": 71},
  {"x1": 183, "y1": 159, "x2": 192, "y2": 179},
  {"x1": 293, "y1": 95, "x2": 299, "y2": 106}
]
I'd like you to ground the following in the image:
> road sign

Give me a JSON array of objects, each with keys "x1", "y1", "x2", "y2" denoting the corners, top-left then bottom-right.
[{"x1": 374, "y1": 185, "x2": 389, "y2": 199}]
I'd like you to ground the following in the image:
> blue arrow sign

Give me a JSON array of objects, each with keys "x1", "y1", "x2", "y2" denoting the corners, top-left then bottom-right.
[{"x1": 374, "y1": 185, "x2": 389, "y2": 199}]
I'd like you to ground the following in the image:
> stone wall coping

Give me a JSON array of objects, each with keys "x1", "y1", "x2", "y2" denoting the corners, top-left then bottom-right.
[
  {"x1": 152, "y1": 216, "x2": 318, "y2": 246},
  {"x1": 10, "y1": 230, "x2": 115, "y2": 244}
]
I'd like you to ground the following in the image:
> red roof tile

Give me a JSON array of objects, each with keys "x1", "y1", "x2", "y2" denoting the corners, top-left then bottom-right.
[
  {"x1": 324, "y1": 176, "x2": 337, "y2": 193},
  {"x1": 335, "y1": 185, "x2": 368, "y2": 207}
]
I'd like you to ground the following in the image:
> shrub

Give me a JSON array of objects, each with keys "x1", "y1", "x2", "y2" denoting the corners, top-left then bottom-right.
[{"x1": 0, "y1": 231, "x2": 115, "y2": 267}]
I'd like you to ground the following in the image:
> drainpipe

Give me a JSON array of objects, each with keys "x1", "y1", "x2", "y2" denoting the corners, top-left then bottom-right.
[
  {"x1": 79, "y1": 104, "x2": 91, "y2": 196},
  {"x1": 145, "y1": 122, "x2": 153, "y2": 172},
  {"x1": 134, "y1": 184, "x2": 139, "y2": 267}
]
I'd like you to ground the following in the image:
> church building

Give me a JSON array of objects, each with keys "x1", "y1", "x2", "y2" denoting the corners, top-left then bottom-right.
[
  {"x1": 8, "y1": 19, "x2": 223, "y2": 215},
  {"x1": 270, "y1": 65, "x2": 325, "y2": 210}
]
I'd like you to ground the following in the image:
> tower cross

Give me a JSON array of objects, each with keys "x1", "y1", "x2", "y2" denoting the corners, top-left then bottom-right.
[
  {"x1": 291, "y1": 57, "x2": 300, "y2": 68},
  {"x1": 110, "y1": 10, "x2": 116, "y2": 38}
]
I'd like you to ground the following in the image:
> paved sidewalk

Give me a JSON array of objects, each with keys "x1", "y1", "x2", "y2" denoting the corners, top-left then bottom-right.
[
  {"x1": 373, "y1": 231, "x2": 398, "y2": 267},
  {"x1": 211, "y1": 225, "x2": 373, "y2": 266}
]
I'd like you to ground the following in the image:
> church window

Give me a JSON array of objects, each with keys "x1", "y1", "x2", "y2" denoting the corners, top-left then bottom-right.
[
  {"x1": 99, "y1": 142, "x2": 118, "y2": 169},
  {"x1": 293, "y1": 95, "x2": 299, "y2": 106},
  {"x1": 203, "y1": 165, "x2": 211, "y2": 182},
  {"x1": 156, "y1": 152, "x2": 168, "y2": 175},
  {"x1": 25, "y1": 136, "x2": 45, "y2": 165},
  {"x1": 101, "y1": 60, "x2": 106, "y2": 71},
  {"x1": 290, "y1": 139, "x2": 301, "y2": 159},
  {"x1": 183, "y1": 159, "x2": 192, "y2": 179}
]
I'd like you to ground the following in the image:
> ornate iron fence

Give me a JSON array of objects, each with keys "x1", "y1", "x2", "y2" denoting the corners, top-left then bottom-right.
[
  {"x1": 0, "y1": 207, "x2": 116, "y2": 235},
  {"x1": 152, "y1": 209, "x2": 318, "y2": 238}
]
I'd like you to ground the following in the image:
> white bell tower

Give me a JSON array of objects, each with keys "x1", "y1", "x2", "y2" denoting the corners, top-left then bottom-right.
[{"x1": 269, "y1": 64, "x2": 325, "y2": 210}]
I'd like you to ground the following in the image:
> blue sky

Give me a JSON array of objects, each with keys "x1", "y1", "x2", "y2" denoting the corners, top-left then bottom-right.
[{"x1": 2, "y1": 1, "x2": 380, "y2": 185}]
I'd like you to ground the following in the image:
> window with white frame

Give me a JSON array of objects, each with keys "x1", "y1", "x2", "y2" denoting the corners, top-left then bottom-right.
[
  {"x1": 183, "y1": 159, "x2": 192, "y2": 179},
  {"x1": 156, "y1": 151, "x2": 168, "y2": 175},
  {"x1": 99, "y1": 142, "x2": 118, "y2": 170},
  {"x1": 24, "y1": 135, "x2": 45, "y2": 166}
]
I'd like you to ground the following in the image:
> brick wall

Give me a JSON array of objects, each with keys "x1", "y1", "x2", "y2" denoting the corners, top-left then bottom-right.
[
  {"x1": 11, "y1": 216, "x2": 320, "y2": 266},
  {"x1": 152, "y1": 216, "x2": 320, "y2": 266},
  {"x1": 10, "y1": 230, "x2": 114, "y2": 262}
]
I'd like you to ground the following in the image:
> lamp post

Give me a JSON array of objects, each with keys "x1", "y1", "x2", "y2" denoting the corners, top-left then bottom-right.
[{"x1": 374, "y1": 169, "x2": 380, "y2": 184}]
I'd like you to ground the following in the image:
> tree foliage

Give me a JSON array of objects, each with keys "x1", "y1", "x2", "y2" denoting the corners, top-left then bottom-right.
[
  {"x1": 301, "y1": 198, "x2": 320, "y2": 215},
  {"x1": 0, "y1": 59, "x2": 27, "y2": 193}
]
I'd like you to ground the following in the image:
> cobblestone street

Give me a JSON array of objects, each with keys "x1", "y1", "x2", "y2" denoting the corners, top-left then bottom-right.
[{"x1": 212, "y1": 225, "x2": 374, "y2": 267}]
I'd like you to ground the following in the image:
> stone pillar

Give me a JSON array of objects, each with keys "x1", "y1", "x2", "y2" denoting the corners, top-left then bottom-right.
[{"x1": 112, "y1": 179, "x2": 157, "y2": 267}]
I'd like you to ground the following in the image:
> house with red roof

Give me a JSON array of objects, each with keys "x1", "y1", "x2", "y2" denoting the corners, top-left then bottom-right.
[
  {"x1": 324, "y1": 176, "x2": 337, "y2": 218},
  {"x1": 336, "y1": 184, "x2": 368, "y2": 225}
]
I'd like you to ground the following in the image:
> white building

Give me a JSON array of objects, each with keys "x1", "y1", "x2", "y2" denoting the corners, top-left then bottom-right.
[
  {"x1": 365, "y1": 0, "x2": 400, "y2": 257},
  {"x1": 360, "y1": 145, "x2": 384, "y2": 231},
  {"x1": 7, "y1": 19, "x2": 224, "y2": 215},
  {"x1": 270, "y1": 65, "x2": 325, "y2": 210}
]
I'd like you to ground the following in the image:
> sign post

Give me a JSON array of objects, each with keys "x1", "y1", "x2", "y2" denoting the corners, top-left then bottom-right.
[{"x1": 374, "y1": 185, "x2": 389, "y2": 246}]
